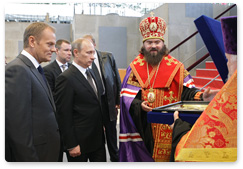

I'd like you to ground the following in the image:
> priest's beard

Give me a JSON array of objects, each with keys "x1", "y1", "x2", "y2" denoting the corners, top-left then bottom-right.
[{"x1": 142, "y1": 45, "x2": 168, "y2": 66}]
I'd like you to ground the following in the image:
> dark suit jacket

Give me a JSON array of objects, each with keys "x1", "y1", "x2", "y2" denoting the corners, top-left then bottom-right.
[
  {"x1": 96, "y1": 50, "x2": 121, "y2": 121},
  {"x1": 54, "y1": 65, "x2": 104, "y2": 154},
  {"x1": 43, "y1": 60, "x2": 71, "y2": 94},
  {"x1": 5, "y1": 54, "x2": 60, "y2": 162}
]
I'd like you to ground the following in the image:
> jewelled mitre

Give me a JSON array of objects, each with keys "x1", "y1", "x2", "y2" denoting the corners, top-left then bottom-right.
[{"x1": 139, "y1": 12, "x2": 166, "y2": 42}]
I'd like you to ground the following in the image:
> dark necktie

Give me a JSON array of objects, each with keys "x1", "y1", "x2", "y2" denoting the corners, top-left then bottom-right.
[
  {"x1": 92, "y1": 62, "x2": 105, "y2": 95},
  {"x1": 37, "y1": 65, "x2": 48, "y2": 85},
  {"x1": 86, "y1": 68, "x2": 97, "y2": 97}
]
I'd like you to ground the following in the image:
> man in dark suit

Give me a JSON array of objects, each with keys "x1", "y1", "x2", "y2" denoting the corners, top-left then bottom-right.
[
  {"x1": 43, "y1": 39, "x2": 72, "y2": 161},
  {"x1": 5, "y1": 22, "x2": 60, "y2": 162},
  {"x1": 83, "y1": 35, "x2": 121, "y2": 162},
  {"x1": 44, "y1": 39, "x2": 72, "y2": 95},
  {"x1": 54, "y1": 38, "x2": 106, "y2": 162}
]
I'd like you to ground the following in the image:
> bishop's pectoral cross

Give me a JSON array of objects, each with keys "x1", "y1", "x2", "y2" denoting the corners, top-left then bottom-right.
[
  {"x1": 150, "y1": 12, "x2": 154, "y2": 17},
  {"x1": 164, "y1": 91, "x2": 177, "y2": 103}
]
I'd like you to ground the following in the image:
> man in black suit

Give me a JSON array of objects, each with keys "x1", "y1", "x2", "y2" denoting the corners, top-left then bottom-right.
[
  {"x1": 44, "y1": 39, "x2": 72, "y2": 94},
  {"x1": 54, "y1": 38, "x2": 106, "y2": 162},
  {"x1": 43, "y1": 39, "x2": 72, "y2": 162},
  {"x1": 5, "y1": 22, "x2": 60, "y2": 162},
  {"x1": 83, "y1": 35, "x2": 121, "y2": 162}
]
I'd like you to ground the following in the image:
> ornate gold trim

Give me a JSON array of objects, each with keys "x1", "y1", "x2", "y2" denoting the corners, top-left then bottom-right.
[
  {"x1": 175, "y1": 148, "x2": 237, "y2": 162},
  {"x1": 165, "y1": 61, "x2": 182, "y2": 88}
]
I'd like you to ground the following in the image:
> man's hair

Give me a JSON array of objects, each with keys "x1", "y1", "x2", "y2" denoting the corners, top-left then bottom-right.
[
  {"x1": 82, "y1": 34, "x2": 96, "y2": 45},
  {"x1": 71, "y1": 38, "x2": 87, "y2": 56},
  {"x1": 23, "y1": 22, "x2": 55, "y2": 48},
  {"x1": 55, "y1": 39, "x2": 71, "y2": 49}
]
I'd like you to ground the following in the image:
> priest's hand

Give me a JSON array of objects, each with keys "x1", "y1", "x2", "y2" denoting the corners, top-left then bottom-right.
[
  {"x1": 141, "y1": 101, "x2": 152, "y2": 112},
  {"x1": 170, "y1": 111, "x2": 179, "y2": 129},
  {"x1": 203, "y1": 87, "x2": 219, "y2": 102},
  {"x1": 69, "y1": 145, "x2": 81, "y2": 158}
]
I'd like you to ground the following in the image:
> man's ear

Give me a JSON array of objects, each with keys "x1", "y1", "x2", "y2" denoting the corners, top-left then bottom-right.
[
  {"x1": 29, "y1": 35, "x2": 36, "y2": 48},
  {"x1": 55, "y1": 48, "x2": 59, "y2": 55},
  {"x1": 73, "y1": 49, "x2": 79, "y2": 57}
]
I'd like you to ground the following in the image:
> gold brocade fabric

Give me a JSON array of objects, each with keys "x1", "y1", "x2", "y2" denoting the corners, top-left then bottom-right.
[
  {"x1": 142, "y1": 89, "x2": 176, "y2": 162},
  {"x1": 140, "y1": 67, "x2": 183, "y2": 162},
  {"x1": 175, "y1": 70, "x2": 237, "y2": 162}
]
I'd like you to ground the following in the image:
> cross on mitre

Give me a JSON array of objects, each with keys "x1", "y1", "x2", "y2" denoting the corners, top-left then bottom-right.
[{"x1": 150, "y1": 12, "x2": 155, "y2": 17}]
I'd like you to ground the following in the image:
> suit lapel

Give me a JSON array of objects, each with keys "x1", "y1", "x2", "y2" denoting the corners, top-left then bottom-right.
[
  {"x1": 53, "y1": 61, "x2": 71, "y2": 75},
  {"x1": 18, "y1": 54, "x2": 56, "y2": 111},
  {"x1": 68, "y1": 63, "x2": 72, "y2": 68},
  {"x1": 70, "y1": 65, "x2": 98, "y2": 99},
  {"x1": 89, "y1": 68, "x2": 101, "y2": 98},
  {"x1": 53, "y1": 60, "x2": 62, "y2": 75},
  {"x1": 91, "y1": 62, "x2": 104, "y2": 95}
]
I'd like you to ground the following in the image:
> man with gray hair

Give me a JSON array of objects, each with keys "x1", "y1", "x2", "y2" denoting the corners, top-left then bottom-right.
[
  {"x1": 55, "y1": 38, "x2": 106, "y2": 162},
  {"x1": 83, "y1": 34, "x2": 121, "y2": 162}
]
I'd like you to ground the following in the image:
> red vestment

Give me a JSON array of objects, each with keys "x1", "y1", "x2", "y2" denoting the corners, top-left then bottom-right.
[
  {"x1": 175, "y1": 70, "x2": 237, "y2": 162},
  {"x1": 129, "y1": 54, "x2": 184, "y2": 161}
]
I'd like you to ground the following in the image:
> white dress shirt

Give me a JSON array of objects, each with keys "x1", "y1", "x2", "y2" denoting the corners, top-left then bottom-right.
[
  {"x1": 72, "y1": 61, "x2": 97, "y2": 92},
  {"x1": 21, "y1": 50, "x2": 40, "y2": 69}
]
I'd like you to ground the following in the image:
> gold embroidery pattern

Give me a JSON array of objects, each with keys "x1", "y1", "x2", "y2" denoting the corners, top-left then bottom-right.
[
  {"x1": 127, "y1": 70, "x2": 141, "y2": 87},
  {"x1": 164, "y1": 56, "x2": 179, "y2": 66},
  {"x1": 138, "y1": 63, "x2": 184, "y2": 162},
  {"x1": 152, "y1": 123, "x2": 172, "y2": 162},
  {"x1": 142, "y1": 88, "x2": 181, "y2": 162},
  {"x1": 178, "y1": 65, "x2": 184, "y2": 101},
  {"x1": 184, "y1": 69, "x2": 190, "y2": 78},
  {"x1": 139, "y1": 18, "x2": 151, "y2": 39},
  {"x1": 164, "y1": 91, "x2": 177, "y2": 104},
  {"x1": 133, "y1": 55, "x2": 145, "y2": 66},
  {"x1": 165, "y1": 61, "x2": 182, "y2": 88},
  {"x1": 175, "y1": 71, "x2": 237, "y2": 162},
  {"x1": 176, "y1": 148, "x2": 237, "y2": 162},
  {"x1": 142, "y1": 88, "x2": 173, "y2": 161}
]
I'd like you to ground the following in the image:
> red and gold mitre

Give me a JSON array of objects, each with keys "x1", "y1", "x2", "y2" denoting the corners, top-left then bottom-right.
[{"x1": 139, "y1": 12, "x2": 166, "y2": 42}]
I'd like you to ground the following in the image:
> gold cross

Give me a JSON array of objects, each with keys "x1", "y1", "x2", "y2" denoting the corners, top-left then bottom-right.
[
  {"x1": 133, "y1": 56, "x2": 144, "y2": 66},
  {"x1": 164, "y1": 56, "x2": 179, "y2": 66},
  {"x1": 150, "y1": 12, "x2": 155, "y2": 17},
  {"x1": 164, "y1": 91, "x2": 177, "y2": 103}
]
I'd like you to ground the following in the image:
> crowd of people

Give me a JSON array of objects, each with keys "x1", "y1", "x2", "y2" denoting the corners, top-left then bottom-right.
[
  {"x1": 5, "y1": 22, "x2": 121, "y2": 162},
  {"x1": 5, "y1": 13, "x2": 237, "y2": 162}
]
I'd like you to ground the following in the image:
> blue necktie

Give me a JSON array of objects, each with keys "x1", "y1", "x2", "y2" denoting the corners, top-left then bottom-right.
[{"x1": 37, "y1": 65, "x2": 48, "y2": 85}]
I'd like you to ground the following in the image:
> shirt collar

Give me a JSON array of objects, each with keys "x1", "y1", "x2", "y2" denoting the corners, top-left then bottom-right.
[
  {"x1": 56, "y1": 59, "x2": 68, "y2": 67},
  {"x1": 72, "y1": 61, "x2": 87, "y2": 78},
  {"x1": 21, "y1": 50, "x2": 40, "y2": 69}
]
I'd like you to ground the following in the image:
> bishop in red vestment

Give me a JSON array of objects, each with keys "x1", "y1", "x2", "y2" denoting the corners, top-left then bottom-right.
[{"x1": 119, "y1": 13, "x2": 218, "y2": 162}]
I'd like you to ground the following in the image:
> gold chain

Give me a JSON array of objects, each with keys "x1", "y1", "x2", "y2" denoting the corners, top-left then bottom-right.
[{"x1": 147, "y1": 61, "x2": 162, "y2": 89}]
